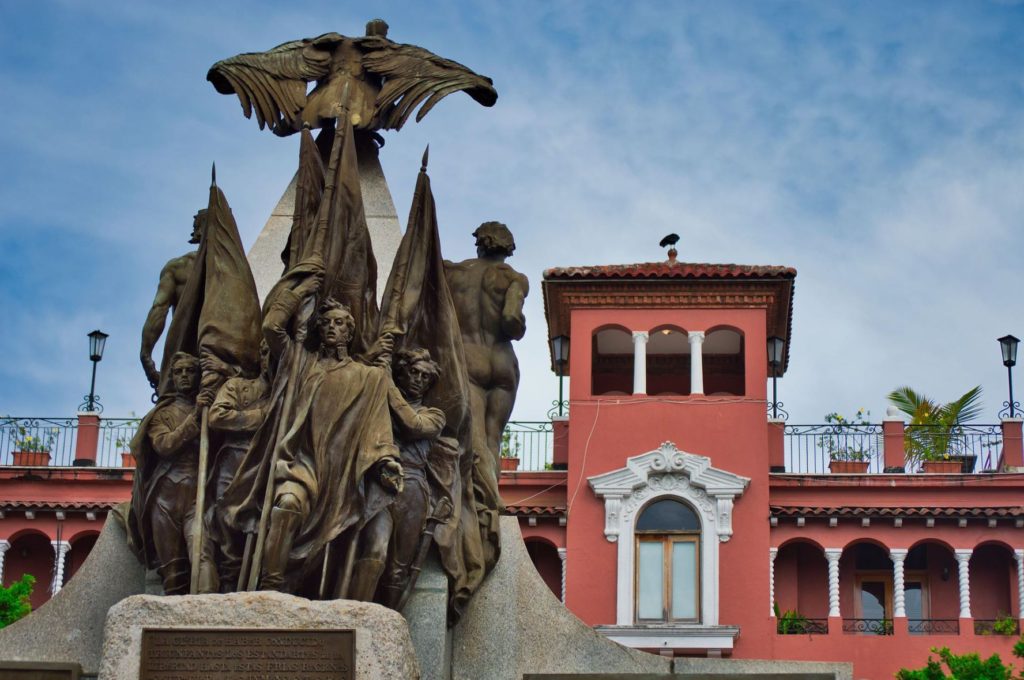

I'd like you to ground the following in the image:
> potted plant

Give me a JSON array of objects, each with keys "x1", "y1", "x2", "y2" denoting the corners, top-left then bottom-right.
[
  {"x1": 887, "y1": 385, "x2": 984, "y2": 473},
  {"x1": 9, "y1": 425, "x2": 56, "y2": 466},
  {"x1": 820, "y1": 410, "x2": 874, "y2": 473},
  {"x1": 992, "y1": 612, "x2": 1019, "y2": 636},
  {"x1": 774, "y1": 603, "x2": 810, "y2": 634},
  {"x1": 499, "y1": 429, "x2": 520, "y2": 472}
]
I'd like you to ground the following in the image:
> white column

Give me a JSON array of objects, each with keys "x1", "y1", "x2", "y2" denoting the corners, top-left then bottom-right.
[
  {"x1": 1015, "y1": 549, "x2": 1024, "y2": 620},
  {"x1": 769, "y1": 547, "x2": 778, "y2": 617},
  {"x1": 632, "y1": 331, "x2": 648, "y2": 395},
  {"x1": 557, "y1": 547, "x2": 567, "y2": 603},
  {"x1": 688, "y1": 331, "x2": 705, "y2": 395},
  {"x1": 50, "y1": 540, "x2": 70, "y2": 595},
  {"x1": 890, "y1": 549, "x2": 908, "y2": 618},
  {"x1": 955, "y1": 549, "x2": 973, "y2": 618},
  {"x1": 825, "y1": 548, "x2": 842, "y2": 618},
  {"x1": 0, "y1": 539, "x2": 9, "y2": 584}
]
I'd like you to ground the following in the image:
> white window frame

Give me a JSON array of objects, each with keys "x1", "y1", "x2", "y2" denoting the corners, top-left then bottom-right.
[{"x1": 588, "y1": 441, "x2": 749, "y2": 626}]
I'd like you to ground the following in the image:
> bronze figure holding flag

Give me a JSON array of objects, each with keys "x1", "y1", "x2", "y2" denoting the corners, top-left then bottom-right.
[{"x1": 127, "y1": 19, "x2": 525, "y2": 627}]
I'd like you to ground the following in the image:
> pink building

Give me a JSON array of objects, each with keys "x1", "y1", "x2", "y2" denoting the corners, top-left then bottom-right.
[
  {"x1": 2, "y1": 253, "x2": 1023, "y2": 679},
  {"x1": 504, "y1": 253, "x2": 1024, "y2": 678}
]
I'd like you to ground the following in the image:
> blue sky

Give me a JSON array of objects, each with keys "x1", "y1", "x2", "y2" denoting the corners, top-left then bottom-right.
[{"x1": 1, "y1": 1, "x2": 1023, "y2": 424}]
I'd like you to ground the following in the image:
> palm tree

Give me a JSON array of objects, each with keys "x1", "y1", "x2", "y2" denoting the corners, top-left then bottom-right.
[{"x1": 887, "y1": 385, "x2": 984, "y2": 464}]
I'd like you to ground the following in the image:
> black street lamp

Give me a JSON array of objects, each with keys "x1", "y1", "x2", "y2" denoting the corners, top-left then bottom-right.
[
  {"x1": 766, "y1": 335, "x2": 786, "y2": 420},
  {"x1": 998, "y1": 334, "x2": 1020, "y2": 419},
  {"x1": 84, "y1": 330, "x2": 109, "y2": 413},
  {"x1": 550, "y1": 335, "x2": 570, "y2": 418}
]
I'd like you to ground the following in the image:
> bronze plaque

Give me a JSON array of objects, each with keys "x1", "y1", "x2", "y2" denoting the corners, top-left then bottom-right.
[{"x1": 140, "y1": 628, "x2": 354, "y2": 679}]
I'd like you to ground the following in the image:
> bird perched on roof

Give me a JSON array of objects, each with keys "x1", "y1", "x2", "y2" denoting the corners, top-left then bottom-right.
[
  {"x1": 207, "y1": 18, "x2": 498, "y2": 137},
  {"x1": 659, "y1": 233, "x2": 680, "y2": 262}
]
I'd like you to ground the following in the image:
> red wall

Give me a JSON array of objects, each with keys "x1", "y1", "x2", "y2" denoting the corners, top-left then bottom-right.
[{"x1": 564, "y1": 306, "x2": 773, "y2": 654}]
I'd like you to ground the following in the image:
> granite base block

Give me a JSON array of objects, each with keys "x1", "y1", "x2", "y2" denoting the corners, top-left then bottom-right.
[{"x1": 98, "y1": 592, "x2": 419, "y2": 680}]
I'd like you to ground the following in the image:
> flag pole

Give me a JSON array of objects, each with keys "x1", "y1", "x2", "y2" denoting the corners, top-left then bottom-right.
[
  {"x1": 189, "y1": 406, "x2": 210, "y2": 593},
  {"x1": 245, "y1": 94, "x2": 349, "y2": 591}
]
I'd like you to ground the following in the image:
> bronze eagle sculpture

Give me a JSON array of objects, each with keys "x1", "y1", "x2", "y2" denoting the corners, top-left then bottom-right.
[{"x1": 207, "y1": 19, "x2": 498, "y2": 136}]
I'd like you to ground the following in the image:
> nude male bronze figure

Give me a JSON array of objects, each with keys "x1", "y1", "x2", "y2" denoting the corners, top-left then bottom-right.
[
  {"x1": 444, "y1": 222, "x2": 528, "y2": 475},
  {"x1": 139, "y1": 210, "x2": 206, "y2": 390}
]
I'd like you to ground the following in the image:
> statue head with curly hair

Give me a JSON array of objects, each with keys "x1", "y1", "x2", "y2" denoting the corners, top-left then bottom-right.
[
  {"x1": 473, "y1": 221, "x2": 516, "y2": 258},
  {"x1": 393, "y1": 347, "x2": 441, "y2": 401}
]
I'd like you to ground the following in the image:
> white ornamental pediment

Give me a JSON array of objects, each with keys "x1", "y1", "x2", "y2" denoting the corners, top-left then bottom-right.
[{"x1": 588, "y1": 441, "x2": 749, "y2": 544}]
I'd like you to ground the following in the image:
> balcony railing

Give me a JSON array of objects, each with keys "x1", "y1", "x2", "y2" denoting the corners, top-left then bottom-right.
[
  {"x1": 782, "y1": 423, "x2": 1004, "y2": 474},
  {"x1": 785, "y1": 423, "x2": 884, "y2": 474},
  {"x1": 908, "y1": 619, "x2": 960, "y2": 635},
  {"x1": 842, "y1": 618, "x2": 894, "y2": 635},
  {"x1": 974, "y1": 619, "x2": 1021, "y2": 636},
  {"x1": 502, "y1": 421, "x2": 554, "y2": 471},
  {"x1": 776, "y1": 618, "x2": 828, "y2": 635},
  {"x1": 0, "y1": 417, "x2": 80, "y2": 467},
  {"x1": 0, "y1": 416, "x2": 556, "y2": 472}
]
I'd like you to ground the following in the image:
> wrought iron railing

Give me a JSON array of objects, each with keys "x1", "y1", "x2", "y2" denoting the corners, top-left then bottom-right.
[
  {"x1": 909, "y1": 619, "x2": 960, "y2": 635},
  {"x1": 974, "y1": 619, "x2": 1021, "y2": 635},
  {"x1": 0, "y1": 416, "x2": 558, "y2": 471},
  {"x1": 903, "y1": 424, "x2": 1002, "y2": 473},
  {"x1": 784, "y1": 424, "x2": 884, "y2": 474},
  {"x1": 842, "y1": 618, "x2": 894, "y2": 635},
  {"x1": 97, "y1": 418, "x2": 143, "y2": 467},
  {"x1": 502, "y1": 421, "x2": 554, "y2": 471},
  {"x1": 776, "y1": 618, "x2": 828, "y2": 635},
  {"x1": 0, "y1": 417, "x2": 80, "y2": 467},
  {"x1": 781, "y1": 423, "x2": 1004, "y2": 474}
]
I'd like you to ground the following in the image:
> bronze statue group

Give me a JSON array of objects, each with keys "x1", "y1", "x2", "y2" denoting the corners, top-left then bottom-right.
[{"x1": 125, "y1": 20, "x2": 527, "y2": 624}]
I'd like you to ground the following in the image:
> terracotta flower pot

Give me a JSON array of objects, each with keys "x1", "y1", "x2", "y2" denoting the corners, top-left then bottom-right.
[
  {"x1": 121, "y1": 452, "x2": 137, "y2": 468},
  {"x1": 829, "y1": 460, "x2": 869, "y2": 474},
  {"x1": 922, "y1": 460, "x2": 961, "y2": 474},
  {"x1": 500, "y1": 457, "x2": 520, "y2": 472},
  {"x1": 12, "y1": 450, "x2": 51, "y2": 466}
]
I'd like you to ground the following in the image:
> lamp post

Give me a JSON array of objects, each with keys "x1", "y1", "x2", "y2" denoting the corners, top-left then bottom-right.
[
  {"x1": 550, "y1": 335, "x2": 570, "y2": 417},
  {"x1": 766, "y1": 335, "x2": 786, "y2": 420},
  {"x1": 84, "y1": 330, "x2": 109, "y2": 413},
  {"x1": 998, "y1": 334, "x2": 1020, "y2": 419}
]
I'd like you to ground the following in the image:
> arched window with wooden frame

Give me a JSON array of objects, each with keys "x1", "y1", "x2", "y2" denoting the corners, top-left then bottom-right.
[
  {"x1": 592, "y1": 325, "x2": 634, "y2": 395},
  {"x1": 635, "y1": 498, "x2": 701, "y2": 622}
]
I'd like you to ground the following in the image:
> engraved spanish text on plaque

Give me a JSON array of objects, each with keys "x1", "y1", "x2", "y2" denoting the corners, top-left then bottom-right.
[{"x1": 139, "y1": 628, "x2": 355, "y2": 680}]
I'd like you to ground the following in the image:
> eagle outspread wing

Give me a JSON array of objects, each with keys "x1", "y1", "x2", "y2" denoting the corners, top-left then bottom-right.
[
  {"x1": 207, "y1": 33, "x2": 344, "y2": 136},
  {"x1": 358, "y1": 36, "x2": 498, "y2": 131}
]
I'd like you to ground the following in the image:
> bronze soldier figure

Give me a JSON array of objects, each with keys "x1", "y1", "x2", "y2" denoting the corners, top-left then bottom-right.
[
  {"x1": 257, "y1": 274, "x2": 403, "y2": 595},
  {"x1": 352, "y1": 348, "x2": 456, "y2": 606},
  {"x1": 139, "y1": 210, "x2": 206, "y2": 390},
  {"x1": 129, "y1": 352, "x2": 217, "y2": 594},
  {"x1": 206, "y1": 341, "x2": 272, "y2": 589}
]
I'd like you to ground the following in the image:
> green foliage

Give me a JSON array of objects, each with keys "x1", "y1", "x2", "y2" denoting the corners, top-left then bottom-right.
[
  {"x1": 897, "y1": 637, "x2": 1024, "y2": 680},
  {"x1": 499, "y1": 429, "x2": 521, "y2": 459},
  {"x1": 820, "y1": 409, "x2": 874, "y2": 461},
  {"x1": 6, "y1": 423, "x2": 56, "y2": 452},
  {"x1": 0, "y1": 574, "x2": 35, "y2": 628},
  {"x1": 773, "y1": 602, "x2": 810, "y2": 634},
  {"x1": 888, "y1": 385, "x2": 985, "y2": 463},
  {"x1": 993, "y1": 613, "x2": 1020, "y2": 636}
]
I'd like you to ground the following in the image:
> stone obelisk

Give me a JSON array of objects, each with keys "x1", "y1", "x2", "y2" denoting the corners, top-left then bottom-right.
[{"x1": 246, "y1": 140, "x2": 402, "y2": 304}]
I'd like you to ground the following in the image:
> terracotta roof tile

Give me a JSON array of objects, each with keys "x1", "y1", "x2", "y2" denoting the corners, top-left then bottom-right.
[
  {"x1": 770, "y1": 505, "x2": 1024, "y2": 518},
  {"x1": 544, "y1": 261, "x2": 797, "y2": 281},
  {"x1": 504, "y1": 505, "x2": 566, "y2": 516},
  {"x1": 2, "y1": 499, "x2": 120, "y2": 511}
]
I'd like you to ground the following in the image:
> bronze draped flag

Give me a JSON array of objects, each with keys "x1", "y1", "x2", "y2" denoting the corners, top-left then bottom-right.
[
  {"x1": 129, "y1": 171, "x2": 262, "y2": 570},
  {"x1": 379, "y1": 147, "x2": 495, "y2": 619},
  {"x1": 280, "y1": 127, "x2": 326, "y2": 272},
  {"x1": 220, "y1": 111, "x2": 384, "y2": 593}
]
